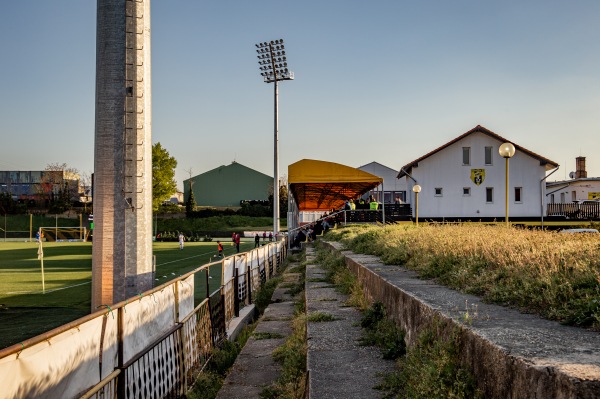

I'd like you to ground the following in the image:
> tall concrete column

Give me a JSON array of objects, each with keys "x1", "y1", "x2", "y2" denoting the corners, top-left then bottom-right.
[{"x1": 92, "y1": 0, "x2": 152, "y2": 310}]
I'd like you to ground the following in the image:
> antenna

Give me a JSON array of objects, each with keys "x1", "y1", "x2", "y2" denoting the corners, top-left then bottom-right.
[{"x1": 185, "y1": 168, "x2": 194, "y2": 188}]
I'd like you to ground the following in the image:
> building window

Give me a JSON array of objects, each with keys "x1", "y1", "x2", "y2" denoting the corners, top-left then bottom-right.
[
  {"x1": 571, "y1": 191, "x2": 577, "y2": 202},
  {"x1": 463, "y1": 187, "x2": 471, "y2": 196},
  {"x1": 486, "y1": 187, "x2": 493, "y2": 203},
  {"x1": 435, "y1": 188, "x2": 443, "y2": 197},
  {"x1": 485, "y1": 146, "x2": 493, "y2": 165},
  {"x1": 462, "y1": 147, "x2": 471, "y2": 165},
  {"x1": 550, "y1": 193, "x2": 555, "y2": 203},
  {"x1": 560, "y1": 192, "x2": 565, "y2": 203},
  {"x1": 515, "y1": 187, "x2": 522, "y2": 203}
]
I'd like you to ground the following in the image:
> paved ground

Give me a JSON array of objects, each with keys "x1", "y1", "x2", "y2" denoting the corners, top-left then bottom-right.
[
  {"x1": 304, "y1": 246, "x2": 395, "y2": 399},
  {"x1": 216, "y1": 268, "x2": 301, "y2": 399},
  {"x1": 217, "y1": 246, "x2": 396, "y2": 399}
]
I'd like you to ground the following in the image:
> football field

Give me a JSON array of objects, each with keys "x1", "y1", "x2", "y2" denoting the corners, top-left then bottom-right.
[{"x1": 0, "y1": 239, "x2": 253, "y2": 349}]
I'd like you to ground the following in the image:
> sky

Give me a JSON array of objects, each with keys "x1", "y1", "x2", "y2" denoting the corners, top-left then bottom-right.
[{"x1": 1, "y1": 1, "x2": 599, "y2": 190}]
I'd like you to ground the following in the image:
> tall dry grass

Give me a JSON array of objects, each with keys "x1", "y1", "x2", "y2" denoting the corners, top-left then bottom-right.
[{"x1": 326, "y1": 224, "x2": 600, "y2": 330}]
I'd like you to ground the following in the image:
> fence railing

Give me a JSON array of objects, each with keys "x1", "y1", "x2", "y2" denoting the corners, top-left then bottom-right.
[
  {"x1": 332, "y1": 205, "x2": 413, "y2": 226},
  {"x1": 547, "y1": 202, "x2": 600, "y2": 219},
  {"x1": 0, "y1": 239, "x2": 288, "y2": 399}
]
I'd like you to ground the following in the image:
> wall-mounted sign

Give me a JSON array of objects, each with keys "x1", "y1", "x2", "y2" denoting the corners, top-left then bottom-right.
[
  {"x1": 588, "y1": 192, "x2": 600, "y2": 200},
  {"x1": 470, "y1": 169, "x2": 485, "y2": 186}
]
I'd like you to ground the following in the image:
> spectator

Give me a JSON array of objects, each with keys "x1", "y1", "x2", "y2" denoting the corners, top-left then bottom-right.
[
  {"x1": 269, "y1": 232, "x2": 273, "y2": 242},
  {"x1": 254, "y1": 233, "x2": 260, "y2": 248},
  {"x1": 178, "y1": 233, "x2": 185, "y2": 250},
  {"x1": 292, "y1": 229, "x2": 307, "y2": 247},
  {"x1": 235, "y1": 233, "x2": 241, "y2": 253},
  {"x1": 369, "y1": 199, "x2": 379, "y2": 210}
]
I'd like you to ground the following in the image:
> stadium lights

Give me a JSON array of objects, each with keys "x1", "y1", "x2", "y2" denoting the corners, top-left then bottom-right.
[{"x1": 255, "y1": 39, "x2": 294, "y2": 239}]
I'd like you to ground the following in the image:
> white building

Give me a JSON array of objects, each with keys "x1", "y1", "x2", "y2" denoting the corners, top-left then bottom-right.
[
  {"x1": 358, "y1": 161, "x2": 408, "y2": 203},
  {"x1": 546, "y1": 157, "x2": 600, "y2": 203},
  {"x1": 397, "y1": 125, "x2": 559, "y2": 220}
]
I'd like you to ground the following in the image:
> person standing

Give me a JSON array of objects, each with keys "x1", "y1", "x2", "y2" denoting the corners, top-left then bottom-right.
[
  {"x1": 178, "y1": 232, "x2": 185, "y2": 250},
  {"x1": 269, "y1": 232, "x2": 273, "y2": 242},
  {"x1": 254, "y1": 233, "x2": 260, "y2": 248},
  {"x1": 217, "y1": 241, "x2": 224, "y2": 257},
  {"x1": 235, "y1": 232, "x2": 241, "y2": 253}
]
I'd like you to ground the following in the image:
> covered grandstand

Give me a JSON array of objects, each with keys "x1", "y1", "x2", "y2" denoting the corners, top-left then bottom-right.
[{"x1": 287, "y1": 159, "x2": 384, "y2": 233}]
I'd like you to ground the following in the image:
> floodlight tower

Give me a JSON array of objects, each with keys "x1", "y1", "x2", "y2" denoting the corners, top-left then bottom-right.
[{"x1": 255, "y1": 39, "x2": 294, "y2": 239}]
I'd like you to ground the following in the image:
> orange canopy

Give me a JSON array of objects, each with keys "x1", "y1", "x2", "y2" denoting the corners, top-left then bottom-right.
[{"x1": 288, "y1": 159, "x2": 383, "y2": 211}]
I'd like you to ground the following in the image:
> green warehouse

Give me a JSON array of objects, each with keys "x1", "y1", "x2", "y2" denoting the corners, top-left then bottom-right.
[{"x1": 183, "y1": 161, "x2": 272, "y2": 208}]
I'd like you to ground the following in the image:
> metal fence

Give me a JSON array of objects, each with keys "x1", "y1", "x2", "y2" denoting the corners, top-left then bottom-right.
[
  {"x1": 331, "y1": 204, "x2": 413, "y2": 225},
  {"x1": 547, "y1": 202, "x2": 600, "y2": 219},
  {"x1": 0, "y1": 239, "x2": 288, "y2": 399}
]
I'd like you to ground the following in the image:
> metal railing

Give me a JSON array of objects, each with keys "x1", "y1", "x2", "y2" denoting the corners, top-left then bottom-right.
[
  {"x1": 332, "y1": 205, "x2": 412, "y2": 225},
  {"x1": 0, "y1": 239, "x2": 288, "y2": 399},
  {"x1": 547, "y1": 202, "x2": 600, "y2": 219}
]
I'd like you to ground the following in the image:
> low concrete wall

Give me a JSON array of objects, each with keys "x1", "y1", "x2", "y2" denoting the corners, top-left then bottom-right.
[{"x1": 323, "y1": 241, "x2": 600, "y2": 399}]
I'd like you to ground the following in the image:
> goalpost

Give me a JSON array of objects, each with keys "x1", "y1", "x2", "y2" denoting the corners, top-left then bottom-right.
[{"x1": 38, "y1": 226, "x2": 88, "y2": 242}]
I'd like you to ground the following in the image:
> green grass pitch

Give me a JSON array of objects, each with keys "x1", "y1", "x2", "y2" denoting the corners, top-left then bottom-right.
[{"x1": 0, "y1": 239, "x2": 254, "y2": 349}]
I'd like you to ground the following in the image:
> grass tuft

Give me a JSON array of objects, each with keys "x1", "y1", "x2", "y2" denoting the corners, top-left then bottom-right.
[
  {"x1": 359, "y1": 302, "x2": 406, "y2": 360},
  {"x1": 377, "y1": 320, "x2": 483, "y2": 399}
]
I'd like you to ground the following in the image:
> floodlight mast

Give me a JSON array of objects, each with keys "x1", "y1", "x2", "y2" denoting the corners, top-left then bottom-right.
[{"x1": 255, "y1": 39, "x2": 294, "y2": 239}]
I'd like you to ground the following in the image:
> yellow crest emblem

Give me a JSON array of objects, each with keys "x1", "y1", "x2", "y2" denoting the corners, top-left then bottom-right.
[{"x1": 470, "y1": 169, "x2": 485, "y2": 186}]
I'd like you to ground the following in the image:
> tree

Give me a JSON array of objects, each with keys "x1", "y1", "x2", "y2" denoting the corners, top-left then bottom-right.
[
  {"x1": 268, "y1": 180, "x2": 289, "y2": 218},
  {"x1": 185, "y1": 180, "x2": 197, "y2": 217},
  {"x1": 279, "y1": 184, "x2": 289, "y2": 216},
  {"x1": 152, "y1": 142, "x2": 177, "y2": 211}
]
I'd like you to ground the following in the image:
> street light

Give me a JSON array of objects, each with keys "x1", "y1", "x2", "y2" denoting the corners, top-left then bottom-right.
[
  {"x1": 412, "y1": 184, "x2": 421, "y2": 227},
  {"x1": 498, "y1": 142, "x2": 516, "y2": 227},
  {"x1": 255, "y1": 39, "x2": 294, "y2": 238}
]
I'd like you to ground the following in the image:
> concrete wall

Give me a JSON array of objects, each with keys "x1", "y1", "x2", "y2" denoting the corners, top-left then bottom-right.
[{"x1": 323, "y1": 241, "x2": 600, "y2": 398}]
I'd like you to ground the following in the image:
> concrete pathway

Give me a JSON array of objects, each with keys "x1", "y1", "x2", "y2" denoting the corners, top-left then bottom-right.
[
  {"x1": 216, "y1": 268, "x2": 301, "y2": 399},
  {"x1": 305, "y1": 246, "x2": 395, "y2": 399}
]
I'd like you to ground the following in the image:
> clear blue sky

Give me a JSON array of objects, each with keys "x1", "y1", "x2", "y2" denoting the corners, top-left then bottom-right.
[{"x1": 1, "y1": 1, "x2": 599, "y2": 189}]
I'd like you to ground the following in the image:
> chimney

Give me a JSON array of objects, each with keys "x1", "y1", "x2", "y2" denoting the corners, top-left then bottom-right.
[{"x1": 575, "y1": 156, "x2": 587, "y2": 178}]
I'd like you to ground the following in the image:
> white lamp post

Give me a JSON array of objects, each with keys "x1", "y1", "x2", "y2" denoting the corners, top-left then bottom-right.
[
  {"x1": 255, "y1": 39, "x2": 294, "y2": 238},
  {"x1": 498, "y1": 142, "x2": 516, "y2": 227},
  {"x1": 412, "y1": 184, "x2": 421, "y2": 227}
]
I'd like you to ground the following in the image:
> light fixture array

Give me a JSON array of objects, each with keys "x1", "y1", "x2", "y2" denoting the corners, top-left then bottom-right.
[{"x1": 255, "y1": 39, "x2": 294, "y2": 82}]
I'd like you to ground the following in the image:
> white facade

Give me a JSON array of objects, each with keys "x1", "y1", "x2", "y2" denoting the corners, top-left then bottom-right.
[
  {"x1": 358, "y1": 161, "x2": 408, "y2": 203},
  {"x1": 398, "y1": 126, "x2": 559, "y2": 219},
  {"x1": 547, "y1": 178, "x2": 600, "y2": 203}
]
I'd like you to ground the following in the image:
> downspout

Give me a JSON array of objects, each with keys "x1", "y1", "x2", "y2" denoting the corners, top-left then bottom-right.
[
  {"x1": 540, "y1": 166, "x2": 560, "y2": 229},
  {"x1": 401, "y1": 168, "x2": 418, "y2": 218},
  {"x1": 381, "y1": 180, "x2": 385, "y2": 226}
]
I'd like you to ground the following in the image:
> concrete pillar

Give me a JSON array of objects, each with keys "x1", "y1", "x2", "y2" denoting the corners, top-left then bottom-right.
[{"x1": 92, "y1": 0, "x2": 152, "y2": 310}]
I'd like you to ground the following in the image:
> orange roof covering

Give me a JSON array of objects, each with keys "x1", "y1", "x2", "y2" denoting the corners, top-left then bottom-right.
[{"x1": 288, "y1": 159, "x2": 383, "y2": 211}]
